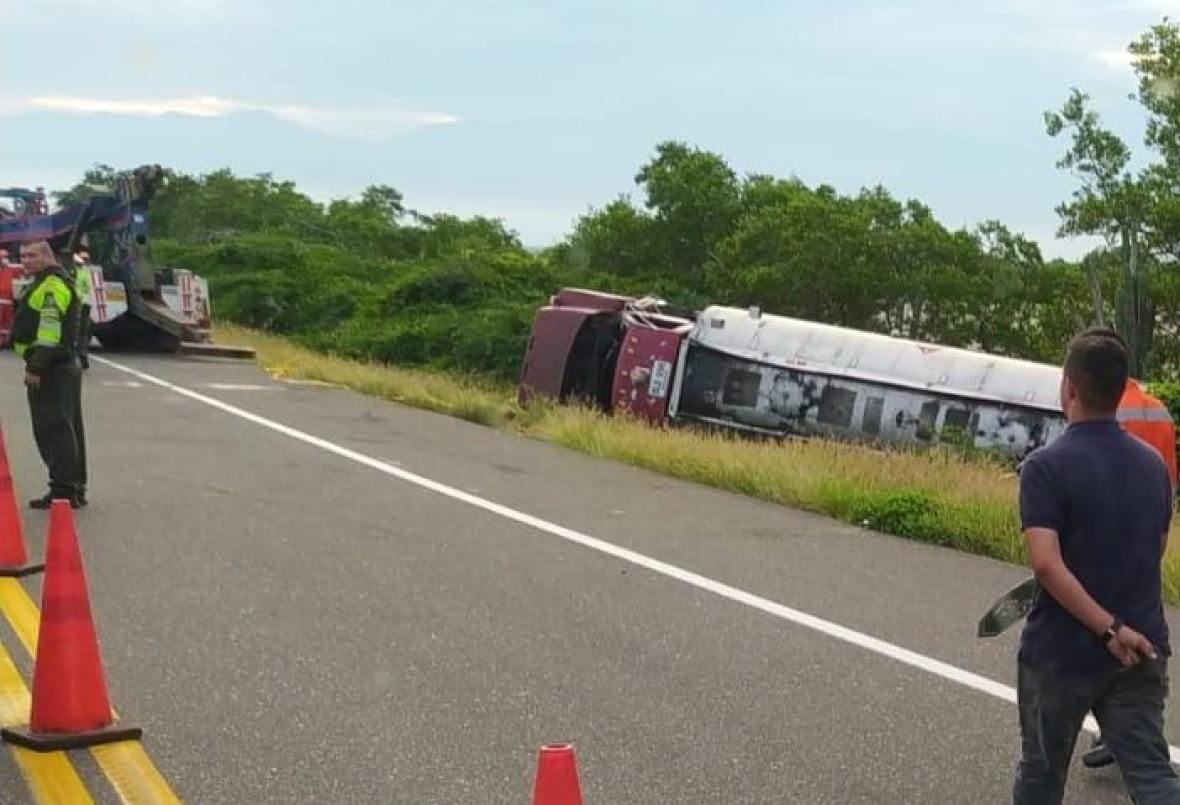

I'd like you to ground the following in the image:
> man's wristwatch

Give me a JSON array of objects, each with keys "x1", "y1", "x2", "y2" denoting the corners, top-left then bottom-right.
[{"x1": 1099, "y1": 616, "x2": 1125, "y2": 644}]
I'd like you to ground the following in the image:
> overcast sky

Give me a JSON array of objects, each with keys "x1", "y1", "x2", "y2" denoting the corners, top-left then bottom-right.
[{"x1": 2, "y1": 0, "x2": 1178, "y2": 257}]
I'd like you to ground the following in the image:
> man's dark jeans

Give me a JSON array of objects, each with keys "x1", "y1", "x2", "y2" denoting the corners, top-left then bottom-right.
[{"x1": 1014, "y1": 656, "x2": 1180, "y2": 804}]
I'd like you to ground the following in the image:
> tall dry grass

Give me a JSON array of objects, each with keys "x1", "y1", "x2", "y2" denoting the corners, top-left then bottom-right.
[{"x1": 222, "y1": 326, "x2": 514, "y2": 427}]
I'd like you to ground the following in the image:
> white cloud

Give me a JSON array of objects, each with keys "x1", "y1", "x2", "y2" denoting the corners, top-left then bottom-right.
[
  {"x1": 1092, "y1": 49, "x2": 1145, "y2": 68},
  {"x1": 268, "y1": 106, "x2": 462, "y2": 140},
  {"x1": 0, "y1": 94, "x2": 461, "y2": 139},
  {"x1": 0, "y1": 98, "x2": 31, "y2": 117},
  {"x1": 30, "y1": 95, "x2": 243, "y2": 117}
]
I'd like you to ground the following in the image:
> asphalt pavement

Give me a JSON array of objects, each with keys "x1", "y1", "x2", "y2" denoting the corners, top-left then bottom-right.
[{"x1": 0, "y1": 350, "x2": 1174, "y2": 803}]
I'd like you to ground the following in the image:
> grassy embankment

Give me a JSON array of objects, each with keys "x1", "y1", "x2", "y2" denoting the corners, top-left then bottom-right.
[{"x1": 216, "y1": 323, "x2": 1180, "y2": 604}]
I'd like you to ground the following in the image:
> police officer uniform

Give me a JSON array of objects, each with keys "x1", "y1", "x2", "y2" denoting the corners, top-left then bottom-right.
[
  {"x1": 73, "y1": 254, "x2": 92, "y2": 370},
  {"x1": 9, "y1": 260, "x2": 85, "y2": 508}
]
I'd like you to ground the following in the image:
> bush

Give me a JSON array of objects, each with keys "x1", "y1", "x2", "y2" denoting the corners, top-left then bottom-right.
[{"x1": 160, "y1": 232, "x2": 564, "y2": 380}]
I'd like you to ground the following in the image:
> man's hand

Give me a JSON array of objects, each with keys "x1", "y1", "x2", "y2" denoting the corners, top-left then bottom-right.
[
  {"x1": 1106, "y1": 624, "x2": 1158, "y2": 667},
  {"x1": 23, "y1": 372, "x2": 40, "y2": 390},
  {"x1": 1025, "y1": 527, "x2": 1160, "y2": 667}
]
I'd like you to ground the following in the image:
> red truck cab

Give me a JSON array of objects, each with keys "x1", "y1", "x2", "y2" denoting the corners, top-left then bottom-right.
[{"x1": 517, "y1": 287, "x2": 693, "y2": 423}]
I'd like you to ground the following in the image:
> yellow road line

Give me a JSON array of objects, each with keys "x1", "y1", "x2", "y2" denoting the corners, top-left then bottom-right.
[
  {"x1": 92, "y1": 742, "x2": 182, "y2": 805},
  {"x1": 0, "y1": 577, "x2": 183, "y2": 804},
  {"x1": 11, "y1": 748, "x2": 95, "y2": 805},
  {"x1": 0, "y1": 633, "x2": 93, "y2": 804},
  {"x1": 0, "y1": 634, "x2": 30, "y2": 726},
  {"x1": 0, "y1": 578, "x2": 40, "y2": 656}
]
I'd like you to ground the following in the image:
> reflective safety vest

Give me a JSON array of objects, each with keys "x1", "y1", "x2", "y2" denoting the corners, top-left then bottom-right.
[
  {"x1": 9, "y1": 268, "x2": 81, "y2": 372},
  {"x1": 74, "y1": 263, "x2": 92, "y2": 306},
  {"x1": 1118, "y1": 379, "x2": 1178, "y2": 491}
]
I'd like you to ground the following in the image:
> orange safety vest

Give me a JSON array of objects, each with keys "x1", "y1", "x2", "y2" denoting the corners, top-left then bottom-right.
[{"x1": 1117, "y1": 379, "x2": 1178, "y2": 491}]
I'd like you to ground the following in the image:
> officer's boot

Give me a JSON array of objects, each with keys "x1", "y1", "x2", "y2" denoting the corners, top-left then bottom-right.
[
  {"x1": 1082, "y1": 733, "x2": 1114, "y2": 769},
  {"x1": 28, "y1": 490, "x2": 82, "y2": 510}
]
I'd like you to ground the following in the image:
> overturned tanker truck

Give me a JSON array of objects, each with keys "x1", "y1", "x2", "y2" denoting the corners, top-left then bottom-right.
[{"x1": 518, "y1": 288, "x2": 1068, "y2": 462}]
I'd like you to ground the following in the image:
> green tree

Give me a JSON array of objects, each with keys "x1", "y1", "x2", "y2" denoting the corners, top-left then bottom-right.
[
  {"x1": 562, "y1": 197, "x2": 663, "y2": 278},
  {"x1": 634, "y1": 141, "x2": 741, "y2": 284},
  {"x1": 965, "y1": 220, "x2": 1047, "y2": 356},
  {"x1": 53, "y1": 139, "x2": 1112, "y2": 385},
  {"x1": 325, "y1": 185, "x2": 419, "y2": 258},
  {"x1": 415, "y1": 214, "x2": 522, "y2": 261},
  {"x1": 709, "y1": 182, "x2": 883, "y2": 327},
  {"x1": 150, "y1": 169, "x2": 330, "y2": 243},
  {"x1": 737, "y1": 174, "x2": 812, "y2": 217},
  {"x1": 1044, "y1": 88, "x2": 1154, "y2": 375},
  {"x1": 1130, "y1": 21, "x2": 1180, "y2": 262},
  {"x1": 1042, "y1": 17, "x2": 1180, "y2": 377}
]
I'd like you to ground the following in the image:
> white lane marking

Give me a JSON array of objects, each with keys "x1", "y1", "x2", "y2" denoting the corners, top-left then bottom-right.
[
  {"x1": 91, "y1": 355, "x2": 1178, "y2": 761},
  {"x1": 205, "y1": 383, "x2": 272, "y2": 391},
  {"x1": 101, "y1": 380, "x2": 144, "y2": 388},
  {"x1": 280, "y1": 379, "x2": 341, "y2": 389}
]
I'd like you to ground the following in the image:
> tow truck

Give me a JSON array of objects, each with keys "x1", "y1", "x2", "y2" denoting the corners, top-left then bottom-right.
[{"x1": 0, "y1": 165, "x2": 252, "y2": 358}]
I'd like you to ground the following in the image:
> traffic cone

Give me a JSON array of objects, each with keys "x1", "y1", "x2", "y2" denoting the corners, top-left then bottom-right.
[
  {"x1": 0, "y1": 425, "x2": 42, "y2": 578},
  {"x1": 1, "y1": 501, "x2": 141, "y2": 751},
  {"x1": 532, "y1": 743, "x2": 584, "y2": 805}
]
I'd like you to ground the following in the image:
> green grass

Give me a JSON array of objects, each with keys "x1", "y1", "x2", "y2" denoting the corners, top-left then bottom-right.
[
  {"x1": 216, "y1": 323, "x2": 1180, "y2": 604},
  {"x1": 531, "y1": 406, "x2": 1026, "y2": 563}
]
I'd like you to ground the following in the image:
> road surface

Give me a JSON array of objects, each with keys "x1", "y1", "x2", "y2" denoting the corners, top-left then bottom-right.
[{"x1": 0, "y1": 350, "x2": 1174, "y2": 803}]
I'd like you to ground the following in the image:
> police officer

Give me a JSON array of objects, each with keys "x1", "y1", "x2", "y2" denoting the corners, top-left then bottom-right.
[
  {"x1": 73, "y1": 250, "x2": 92, "y2": 370},
  {"x1": 10, "y1": 241, "x2": 85, "y2": 509}
]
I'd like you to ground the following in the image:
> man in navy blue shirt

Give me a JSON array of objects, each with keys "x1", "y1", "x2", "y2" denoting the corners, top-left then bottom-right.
[{"x1": 1014, "y1": 327, "x2": 1180, "y2": 804}]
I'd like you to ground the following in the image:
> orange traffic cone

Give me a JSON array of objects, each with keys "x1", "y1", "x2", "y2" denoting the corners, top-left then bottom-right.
[
  {"x1": 532, "y1": 743, "x2": 584, "y2": 805},
  {"x1": 1, "y1": 501, "x2": 140, "y2": 751},
  {"x1": 0, "y1": 425, "x2": 42, "y2": 578}
]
